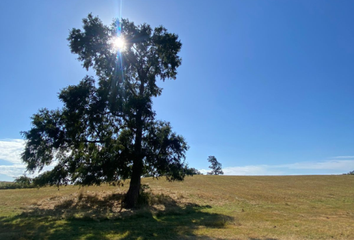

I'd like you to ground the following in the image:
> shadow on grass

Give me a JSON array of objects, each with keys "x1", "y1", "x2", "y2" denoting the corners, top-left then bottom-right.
[
  {"x1": 0, "y1": 192, "x2": 237, "y2": 240},
  {"x1": 249, "y1": 238, "x2": 278, "y2": 240}
]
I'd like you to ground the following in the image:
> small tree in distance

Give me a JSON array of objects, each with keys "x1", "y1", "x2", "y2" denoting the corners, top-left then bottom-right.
[
  {"x1": 207, "y1": 156, "x2": 224, "y2": 175},
  {"x1": 185, "y1": 167, "x2": 203, "y2": 175}
]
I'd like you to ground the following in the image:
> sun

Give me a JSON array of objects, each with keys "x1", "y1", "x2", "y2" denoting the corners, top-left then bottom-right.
[{"x1": 111, "y1": 36, "x2": 126, "y2": 52}]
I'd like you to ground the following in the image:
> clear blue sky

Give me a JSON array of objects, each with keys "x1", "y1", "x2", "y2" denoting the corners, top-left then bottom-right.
[{"x1": 1, "y1": 0, "x2": 354, "y2": 181}]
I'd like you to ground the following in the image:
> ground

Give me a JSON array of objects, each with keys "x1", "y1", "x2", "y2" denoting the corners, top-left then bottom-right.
[{"x1": 0, "y1": 175, "x2": 353, "y2": 239}]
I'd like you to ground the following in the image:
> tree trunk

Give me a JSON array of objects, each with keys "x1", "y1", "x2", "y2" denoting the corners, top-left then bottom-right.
[
  {"x1": 123, "y1": 106, "x2": 143, "y2": 208},
  {"x1": 123, "y1": 72, "x2": 147, "y2": 208},
  {"x1": 124, "y1": 136, "x2": 143, "y2": 208},
  {"x1": 124, "y1": 164, "x2": 142, "y2": 208}
]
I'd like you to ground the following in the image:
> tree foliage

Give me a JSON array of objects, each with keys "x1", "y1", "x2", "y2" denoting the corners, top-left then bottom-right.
[
  {"x1": 14, "y1": 175, "x2": 33, "y2": 186},
  {"x1": 344, "y1": 170, "x2": 354, "y2": 175},
  {"x1": 207, "y1": 156, "x2": 224, "y2": 175},
  {"x1": 184, "y1": 167, "x2": 203, "y2": 176},
  {"x1": 21, "y1": 14, "x2": 189, "y2": 208}
]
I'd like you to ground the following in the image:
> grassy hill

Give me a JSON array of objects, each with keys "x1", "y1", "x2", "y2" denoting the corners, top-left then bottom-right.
[{"x1": 0, "y1": 175, "x2": 353, "y2": 239}]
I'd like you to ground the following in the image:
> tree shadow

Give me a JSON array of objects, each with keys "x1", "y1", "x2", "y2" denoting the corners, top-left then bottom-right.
[
  {"x1": 249, "y1": 238, "x2": 278, "y2": 240},
  {"x1": 0, "y1": 192, "x2": 236, "y2": 240}
]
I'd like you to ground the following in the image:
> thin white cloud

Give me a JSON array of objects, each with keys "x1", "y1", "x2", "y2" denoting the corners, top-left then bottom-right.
[
  {"x1": 222, "y1": 165, "x2": 283, "y2": 175},
  {"x1": 202, "y1": 159, "x2": 354, "y2": 176},
  {"x1": 0, "y1": 139, "x2": 56, "y2": 181},
  {"x1": 282, "y1": 160, "x2": 354, "y2": 170},
  {"x1": 200, "y1": 165, "x2": 282, "y2": 175},
  {"x1": 0, "y1": 164, "x2": 27, "y2": 178},
  {"x1": 332, "y1": 156, "x2": 354, "y2": 159},
  {"x1": 0, "y1": 139, "x2": 25, "y2": 164},
  {"x1": 198, "y1": 169, "x2": 209, "y2": 175}
]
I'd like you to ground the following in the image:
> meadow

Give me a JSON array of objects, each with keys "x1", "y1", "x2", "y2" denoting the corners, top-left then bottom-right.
[{"x1": 0, "y1": 175, "x2": 353, "y2": 239}]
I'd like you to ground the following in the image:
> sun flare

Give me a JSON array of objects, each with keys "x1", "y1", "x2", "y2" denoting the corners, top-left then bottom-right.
[{"x1": 111, "y1": 36, "x2": 126, "y2": 52}]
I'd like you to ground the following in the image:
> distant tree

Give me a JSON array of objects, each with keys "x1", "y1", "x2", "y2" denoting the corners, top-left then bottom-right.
[
  {"x1": 207, "y1": 156, "x2": 224, "y2": 175},
  {"x1": 21, "y1": 14, "x2": 189, "y2": 208},
  {"x1": 14, "y1": 175, "x2": 33, "y2": 186},
  {"x1": 344, "y1": 170, "x2": 354, "y2": 175},
  {"x1": 144, "y1": 166, "x2": 202, "y2": 177},
  {"x1": 185, "y1": 167, "x2": 203, "y2": 175}
]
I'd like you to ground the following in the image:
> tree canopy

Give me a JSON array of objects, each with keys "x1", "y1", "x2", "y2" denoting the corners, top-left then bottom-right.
[
  {"x1": 21, "y1": 14, "x2": 189, "y2": 208},
  {"x1": 207, "y1": 156, "x2": 224, "y2": 175}
]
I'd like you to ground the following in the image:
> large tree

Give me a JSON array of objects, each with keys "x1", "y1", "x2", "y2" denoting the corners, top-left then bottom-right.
[{"x1": 21, "y1": 14, "x2": 189, "y2": 208}]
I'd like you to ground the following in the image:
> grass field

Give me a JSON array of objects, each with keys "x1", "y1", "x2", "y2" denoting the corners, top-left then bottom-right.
[{"x1": 0, "y1": 175, "x2": 353, "y2": 239}]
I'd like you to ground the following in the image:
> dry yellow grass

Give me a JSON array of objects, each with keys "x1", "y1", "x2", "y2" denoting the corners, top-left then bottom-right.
[
  {"x1": 144, "y1": 175, "x2": 354, "y2": 239},
  {"x1": 0, "y1": 175, "x2": 353, "y2": 239}
]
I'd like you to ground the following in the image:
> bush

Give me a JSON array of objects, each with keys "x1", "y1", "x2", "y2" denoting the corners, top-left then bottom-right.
[{"x1": 0, "y1": 176, "x2": 35, "y2": 189}]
